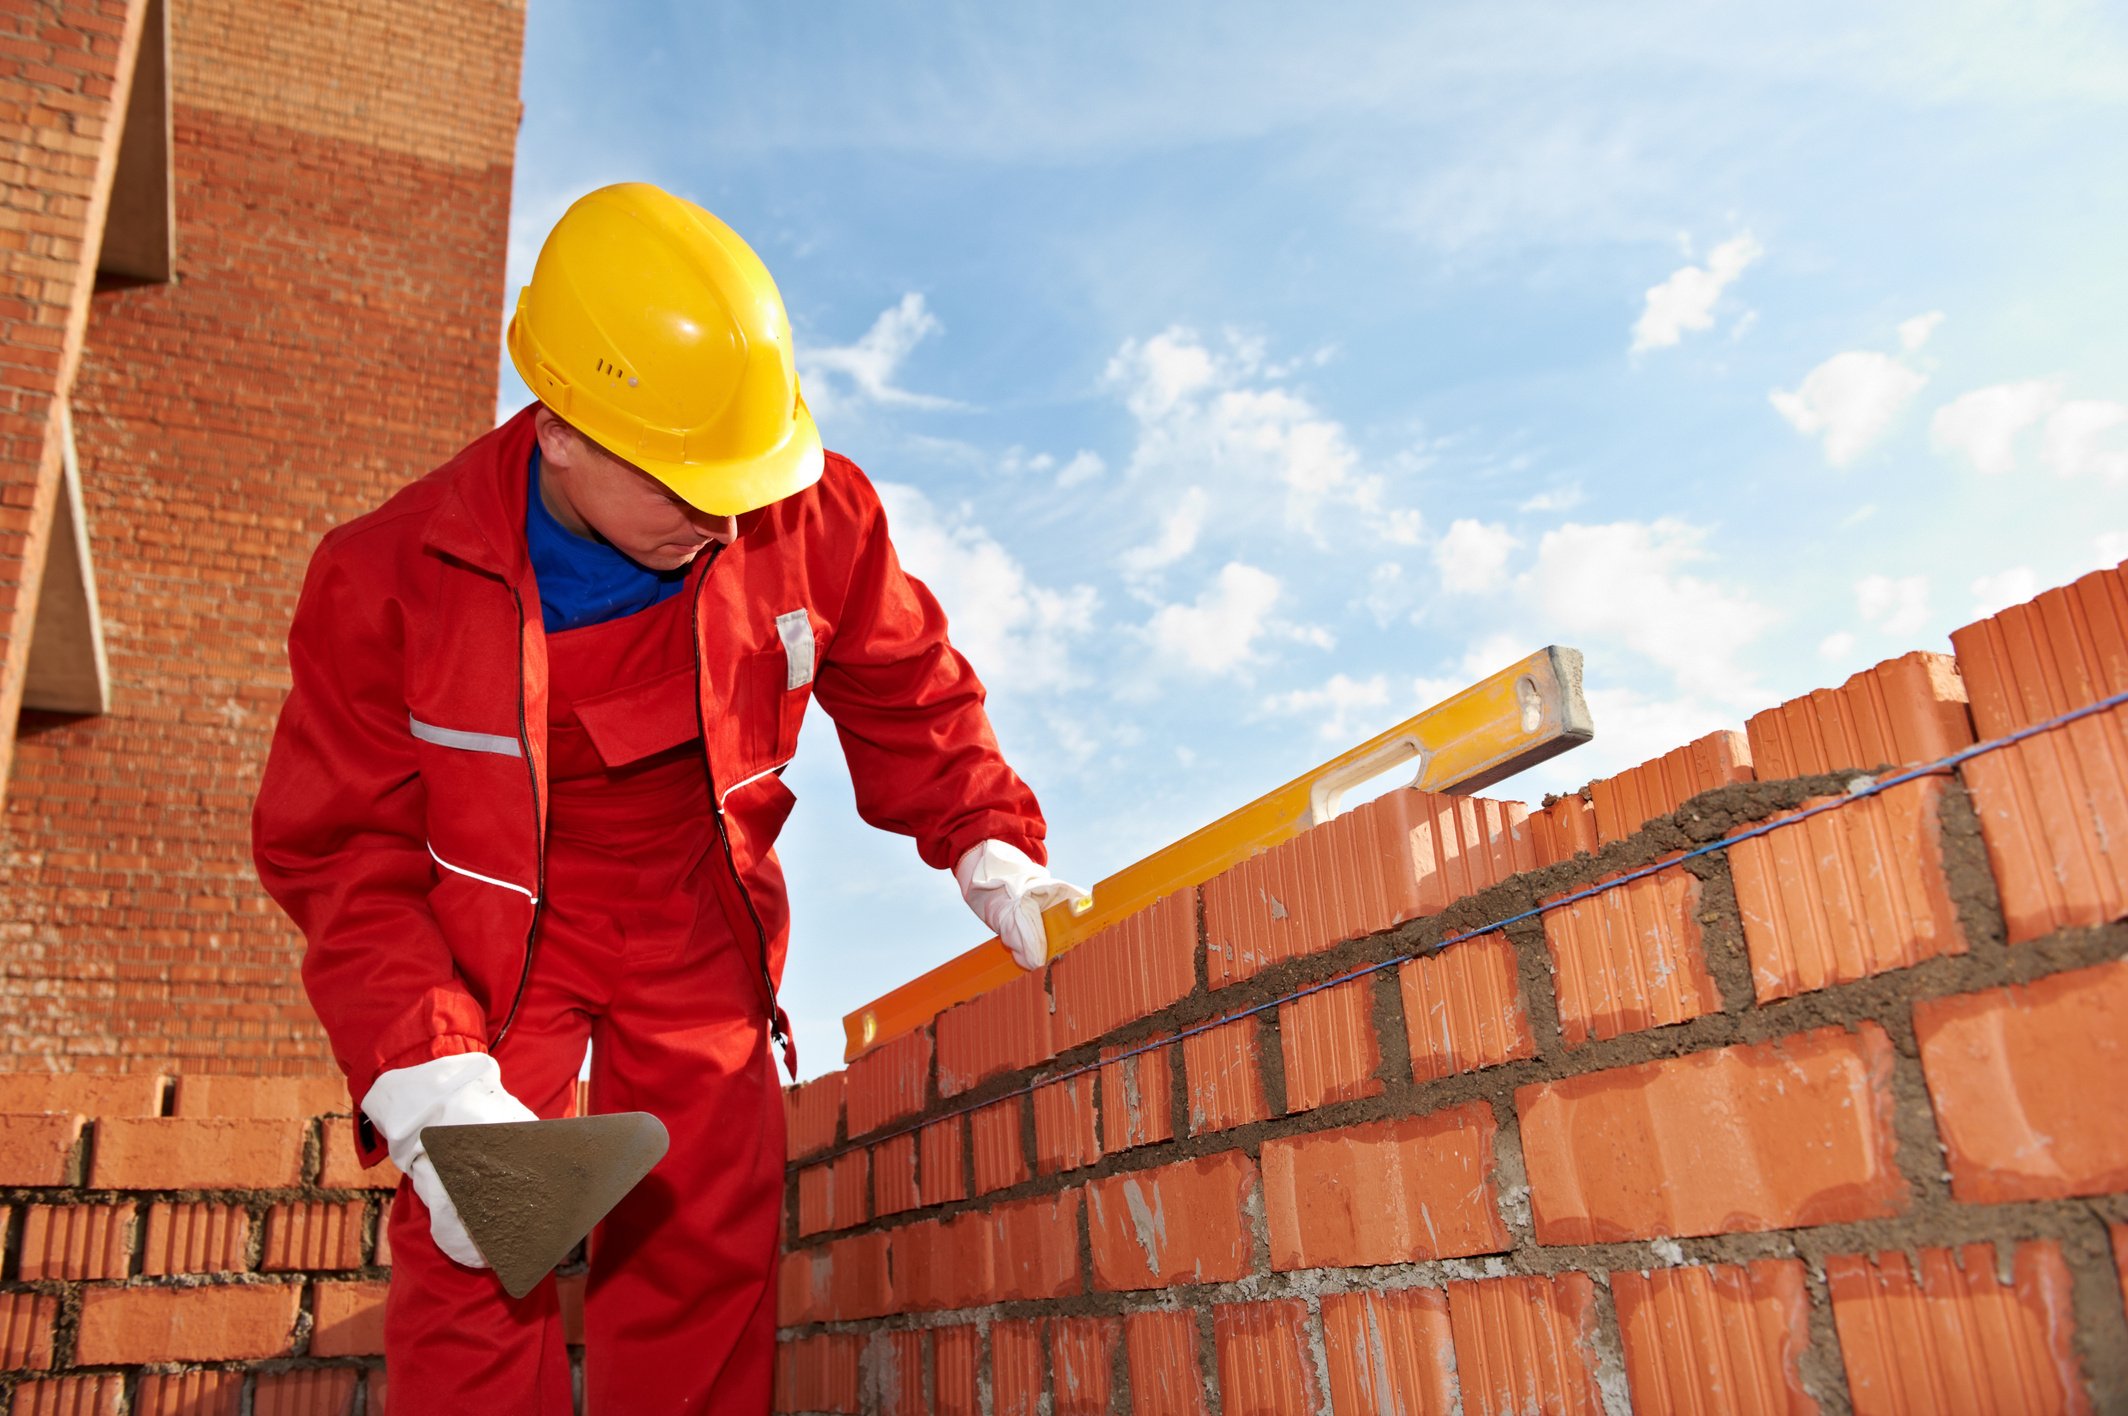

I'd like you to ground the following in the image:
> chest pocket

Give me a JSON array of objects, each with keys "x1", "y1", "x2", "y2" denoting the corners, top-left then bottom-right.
[
  {"x1": 740, "y1": 609, "x2": 816, "y2": 772},
  {"x1": 572, "y1": 664, "x2": 701, "y2": 770}
]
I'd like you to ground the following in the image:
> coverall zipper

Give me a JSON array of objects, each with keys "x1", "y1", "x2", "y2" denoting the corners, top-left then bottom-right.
[{"x1": 490, "y1": 579, "x2": 547, "y2": 1051}]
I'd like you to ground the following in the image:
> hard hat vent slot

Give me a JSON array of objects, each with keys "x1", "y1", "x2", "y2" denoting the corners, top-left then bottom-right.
[{"x1": 593, "y1": 357, "x2": 632, "y2": 385}]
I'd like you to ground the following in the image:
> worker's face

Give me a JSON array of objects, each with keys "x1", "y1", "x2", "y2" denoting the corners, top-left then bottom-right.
[{"x1": 532, "y1": 408, "x2": 740, "y2": 571}]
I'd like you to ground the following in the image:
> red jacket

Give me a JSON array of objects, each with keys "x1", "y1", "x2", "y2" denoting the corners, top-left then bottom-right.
[{"x1": 254, "y1": 407, "x2": 1046, "y2": 1162}]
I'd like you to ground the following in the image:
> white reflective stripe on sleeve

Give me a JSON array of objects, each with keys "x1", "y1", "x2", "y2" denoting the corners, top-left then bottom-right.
[
  {"x1": 717, "y1": 761, "x2": 790, "y2": 810},
  {"x1": 409, "y1": 713, "x2": 522, "y2": 758},
  {"x1": 427, "y1": 842, "x2": 538, "y2": 903},
  {"x1": 775, "y1": 610, "x2": 814, "y2": 690}
]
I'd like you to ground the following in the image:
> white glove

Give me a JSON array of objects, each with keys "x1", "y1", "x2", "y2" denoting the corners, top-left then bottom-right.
[
  {"x1": 361, "y1": 1052, "x2": 539, "y2": 1268},
  {"x1": 955, "y1": 839, "x2": 1089, "y2": 970}
]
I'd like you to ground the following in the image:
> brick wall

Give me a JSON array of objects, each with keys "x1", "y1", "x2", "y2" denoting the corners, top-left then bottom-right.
[
  {"x1": 776, "y1": 560, "x2": 2128, "y2": 1414},
  {"x1": 0, "y1": 0, "x2": 525, "y2": 1072}
]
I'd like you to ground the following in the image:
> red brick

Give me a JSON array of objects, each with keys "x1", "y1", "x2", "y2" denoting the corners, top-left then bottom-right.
[
  {"x1": 1952, "y1": 562, "x2": 2128, "y2": 737},
  {"x1": 1262, "y1": 1101, "x2": 1509, "y2": 1269},
  {"x1": 319, "y1": 1121, "x2": 400, "y2": 1190},
  {"x1": 937, "y1": 966, "x2": 1054, "y2": 1096},
  {"x1": 1531, "y1": 793, "x2": 1598, "y2": 866},
  {"x1": 1279, "y1": 975, "x2": 1382, "y2": 1112},
  {"x1": 170, "y1": 1075, "x2": 347, "y2": 1119},
  {"x1": 0, "y1": 1111, "x2": 83, "y2": 1185},
  {"x1": 311, "y1": 1278, "x2": 387, "y2": 1357},
  {"x1": 933, "y1": 1324, "x2": 981, "y2": 1416},
  {"x1": 1612, "y1": 1260, "x2": 1818, "y2": 1415},
  {"x1": 1914, "y1": 959, "x2": 2128, "y2": 1202},
  {"x1": 786, "y1": 1070, "x2": 844, "y2": 1160},
  {"x1": 1051, "y1": 887, "x2": 1197, "y2": 1048},
  {"x1": 1100, "y1": 1042, "x2": 1174, "y2": 1153},
  {"x1": 993, "y1": 1318, "x2": 1043, "y2": 1416},
  {"x1": 1828, "y1": 1242, "x2": 2087, "y2": 1416},
  {"x1": 73, "y1": 1282, "x2": 301, "y2": 1363},
  {"x1": 133, "y1": 1370, "x2": 240, "y2": 1416},
  {"x1": 1050, "y1": 1316, "x2": 1121, "y2": 1416},
  {"x1": 774, "y1": 1332, "x2": 861, "y2": 1414},
  {"x1": 8, "y1": 1377, "x2": 123, "y2": 1416},
  {"x1": 91, "y1": 1116, "x2": 304, "y2": 1188},
  {"x1": 864, "y1": 1328, "x2": 927, "y2": 1416},
  {"x1": 1746, "y1": 651, "x2": 1973, "y2": 777},
  {"x1": 1730, "y1": 778, "x2": 1966, "y2": 1001},
  {"x1": 1125, "y1": 1310, "x2": 1209, "y2": 1416},
  {"x1": 1399, "y1": 931, "x2": 1537, "y2": 1081},
  {"x1": 251, "y1": 1368, "x2": 358, "y2": 1416},
  {"x1": 821, "y1": 1230, "x2": 894, "y2": 1322},
  {"x1": 797, "y1": 1153, "x2": 865, "y2": 1237},
  {"x1": 1961, "y1": 710, "x2": 2128, "y2": 943},
  {"x1": 1033, "y1": 1072, "x2": 1100, "y2": 1174},
  {"x1": 1087, "y1": 1153, "x2": 1257, "y2": 1291},
  {"x1": 262, "y1": 1200, "x2": 365, "y2": 1270},
  {"x1": 1543, "y1": 860, "x2": 1720, "y2": 1046},
  {"x1": 844, "y1": 1026, "x2": 931, "y2": 1137},
  {"x1": 0, "y1": 1292, "x2": 56, "y2": 1369},
  {"x1": 17, "y1": 1201, "x2": 131, "y2": 1279},
  {"x1": 918, "y1": 1115, "x2": 967, "y2": 1206},
  {"x1": 1449, "y1": 1272, "x2": 1605, "y2": 1416},
  {"x1": 0, "y1": 1073, "x2": 161, "y2": 1116},
  {"x1": 887, "y1": 1212, "x2": 991, "y2": 1313},
  {"x1": 1181, "y1": 1016, "x2": 1267, "y2": 1134},
  {"x1": 1213, "y1": 1299, "x2": 1320, "y2": 1414},
  {"x1": 1320, "y1": 1288, "x2": 1455, "y2": 1416},
  {"x1": 871, "y1": 1132, "x2": 919, "y2": 1218},
  {"x1": 971, "y1": 1095, "x2": 1029, "y2": 1195},
  {"x1": 1518, "y1": 1023, "x2": 1907, "y2": 1243},
  {"x1": 778, "y1": 1246, "x2": 822, "y2": 1326},
  {"x1": 141, "y1": 1201, "x2": 251, "y2": 1274},
  {"x1": 1589, "y1": 728, "x2": 1754, "y2": 844},
  {"x1": 988, "y1": 1190, "x2": 1083, "y2": 1302},
  {"x1": 1205, "y1": 790, "x2": 1536, "y2": 988}
]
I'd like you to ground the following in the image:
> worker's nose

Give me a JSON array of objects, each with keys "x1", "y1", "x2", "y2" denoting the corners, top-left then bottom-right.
[{"x1": 689, "y1": 509, "x2": 740, "y2": 545}]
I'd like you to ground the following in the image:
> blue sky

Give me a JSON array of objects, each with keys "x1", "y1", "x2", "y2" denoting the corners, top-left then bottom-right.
[{"x1": 503, "y1": 1, "x2": 2128, "y2": 1078}]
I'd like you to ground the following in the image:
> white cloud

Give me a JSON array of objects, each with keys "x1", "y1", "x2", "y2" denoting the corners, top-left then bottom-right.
[
  {"x1": 1856, "y1": 573, "x2": 1930, "y2": 637},
  {"x1": 1262, "y1": 672, "x2": 1393, "y2": 742},
  {"x1": 1056, "y1": 450, "x2": 1106, "y2": 488},
  {"x1": 1631, "y1": 232, "x2": 1762, "y2": 352},
  {"x1": 801, "y1": 293, "x2": 961, "y2": 411},
  {"x1": 1899, "y1": 311, "x2": 1946, "y2": 351},
  {"x1": 1931, "y1": 379, "x2": 2061, "y2": 475},
  {"x1": 1970, "y1": 566, "x2": 2040, "y2": 619},
  {"x1": 1770, "y1": 350, "x2": 1928, "y2": 466},
  {"x1": 1434, "y1": 519, "x2": 1521, "y2": 595},
  {"x1": 1119, "y1": 486, "x2": 1209, "y2": 580},
  {"x1": 874, "y1": 482, "x2": 1097, "y2": 695},
  {"x1": 2042, "y1": 400, "x2": 2128, "y2": 481},
  {"x1": 1819, "y1": 631, "x2": 1858, "y2": 661},
  {"x1": 1142, "y1": 562, "x2": 1283, "y2": 677},
  {"x1": 1522, "y1": 519, "x2": 1776, "y2": 703},
  {"x1": 2098, "y1": 531, "x2": 2128, "y2": 566},
  {"x1": 1519, "y1": 485, "x2": 1584, "y2": 514}
]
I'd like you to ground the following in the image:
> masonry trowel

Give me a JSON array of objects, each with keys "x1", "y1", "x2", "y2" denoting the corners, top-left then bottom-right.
[{"x1": 423, "y1": 1112, "x2": 671, "y2": 1298}]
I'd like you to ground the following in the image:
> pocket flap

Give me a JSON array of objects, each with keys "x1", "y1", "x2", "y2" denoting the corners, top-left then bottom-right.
[{"x1": 571, "y1": 664, "x2": 701, "y2": 769}]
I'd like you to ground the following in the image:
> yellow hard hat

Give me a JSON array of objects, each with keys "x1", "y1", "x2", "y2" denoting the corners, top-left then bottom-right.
[{"x1": 506, "y1": 183, "x2": 824, "y2": 515}]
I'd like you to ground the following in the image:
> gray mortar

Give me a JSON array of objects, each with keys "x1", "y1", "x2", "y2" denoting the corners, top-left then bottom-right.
[{"x1": 794, "y1": 771, "x2": 2128, "y2": 1409}]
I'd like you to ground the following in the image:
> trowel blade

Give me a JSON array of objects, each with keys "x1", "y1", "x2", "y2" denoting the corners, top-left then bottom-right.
[{"x1": 423, "y1": 1112, "x2": 670, "y2": 1299}]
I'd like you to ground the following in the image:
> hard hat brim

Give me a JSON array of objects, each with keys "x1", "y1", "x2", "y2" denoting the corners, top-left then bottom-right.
[{"x1": 619, "y1": 398, "x2": 826, "y2": 517}]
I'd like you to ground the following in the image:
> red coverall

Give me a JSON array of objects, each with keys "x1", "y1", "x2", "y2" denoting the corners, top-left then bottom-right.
[{"x1": 252, "y1": 406, "x2": 1047, "y2": 1409}]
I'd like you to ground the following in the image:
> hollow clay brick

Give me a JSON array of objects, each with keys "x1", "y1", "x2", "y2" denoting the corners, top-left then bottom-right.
[
  {"x1": 992, "y1": 1318, "x2": 1044, "y2": 1416},
  {"x1": 1588, "y1": 728, "x2": 1754, "y2": 844},
  {"x1": 1745, "y1": 651, "x2": 1973, "y2": 777},
  {"x1": 261, "y1": 1199, "x2": 364, "y2": 1271},
  {"x1": 871, "y1": 1132, "x2": 918, "y2": 1218},
  {"x1": 1531, "y1": 793, "x2": 1599, "y2": 866},
  {"x1": 864, "y1": 1328, "x2": 927, "y2": 1416},
  {"x1": 934, "y1": 1324, "x2": 981, "y2": 1416},
  {"x1": 141, "y1": 1200, "x2": 251, "y2": 1274},
  {"x1": 1518, "y1": 1023, "x2": 1907, "y2": 1243},
  {"x1": 775, "y1": 1333, "x2": 861, "y2": 1414},
  {"x1": 9, "y1": 1377, "x2": 123, "y2": 1416},
  {"x1": 170, "y1": 1074, "x2": 347, "y2": 1119},
  {"x1": 73, "y1": 1281, "x2": 300, "y2": 1363},
  {"x1": 1279, "y1": 975, "x2": 1383, "y2": 1112},
  {"x1": 1611, "y1": 1259, "x2": 1819, "y2": 1416},
  {"x1": 0, "y1": 1111, "x2": 84, "y2": 1185},
  {"x1": 1542, "y1": 861, "x2": 1721, "y2": 1046},
  {"x1": 91, "y1": 1116, "x2": 303, "y2": 1189},
  {"x1": 1913, "y1": 959, "x2": 2128, "y2": 1202},
  {"x1": 319, "y1": 1121, "x2": 400, "y2": 1190},
  {"x1": 1125, "y1": 1309, "x2": 1210, "y2": 1416},
  {"x1": 830, "y1": 1147, "x2": 868, "y2": 1231},
  {"x1": 1051, "y1": 1315, "x2": 1121, "y2": 1416},
  {"x1": 844, "y1": 1026, "x2": 931, "y2": 1137},
  {"x1": 1960, "y1": 713, "x2": 2128, "y2": 944},
  {"x1": 1213, "y1": 1299, "x2": 1322, "y2": 1415},
  {"x1": 1032, "y1": 1072, "x2": 1100, "y2": 1174},
  {"x1": 1951, "y1": 561, "x2": 2128, "y2": 737},
  {"x1": 1087, "y1": 1153, "x2": 1257, "y2": 1291},
  {"x1": 1262, "y1": 1101, "x2": 1509, "y2": 1270},
  {"x1": 1051, "y1": 887, "x2": 1197, "y2": 1048},
  {"x1": 251, "y1": 1368, "x2": 357, "y2": 1416},
  {"x1": 1827, "y1": 1241, "x2": 2089, "y2": 1416},
  {"x1": 1729, "y1": 777, "x2": 1967, "y2": 1002},
  {"x1": 1204, "y1": 789, "x2": 1535, "y2": 988},
  {"x1": 797, "y1": 1163, "x2": 835, "y2": 1237},
  {"x1": 987, "y1": 1190, "x2": 1083, "y2": 1303},
  {"x1": 1319, "y1": 1287, "x2": 1456, "y2": 1416},
  {"x1": 1399, "y1": 931, "x2": 1538, "y2": 1081},
  {"x1": 971, "y1": 1095, "x2": 1030, "y2": 1195},
  {"x1": 787, "y1": 1070, "x2": 844, "y2": 1159},
  {"x1": 133, "y1": 1370, "x2": 240, "y2": 1416},
  {"x1": 1448, "y1": 1271, "x2": 1605, "y2": 1416},
  {"x1": 822, "y1": 1230, "x2": 893, "y2": 1322},
  {"x1": 310, "y1": 1277, "x2": 387, "y2": 1357},
  {"x1": 0, "y1": 1073, "x2": 161, "y2": 1117},
  {"x1": 888, "y1": 1212, "x2": 990, "y2": 1313},
  {"x1": 0, "y1": 1291, "x2": 57, "y2": 1369},
  {"x1": 18, "y1": 1201, "x2": 132, "y2": 1279},
  {"x1": 1181, "y1": 1016, "x2": 1268, "y2": 1134},
  {"x1": 1100, "y1": 1041, "x2": 1175, "y2": 1153},
  {"x1": 918, "y1": 1115, "x2": 967, "y2": 1207},
  {"x1": 780, "y1": 1246, "x2": 823, "y2": 1326},
  {"x1": 936, "y1": 966, "x2": 1054, "y2": 1097}
]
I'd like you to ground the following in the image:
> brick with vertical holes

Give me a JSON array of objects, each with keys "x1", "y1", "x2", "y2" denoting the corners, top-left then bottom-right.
[
  {"x1": 936, "y1": 966, "x2": 1054, "y2": 1097},
  {"x1": 1543, "y1": 860, "x2": 1721, "y2": 1047},
  {"x1": 787, "y1": 1070, "x2": 844, "y2": 1159},
  {"x1": 1399, "y1": 931, "x2": 1537, "y2": 1081},
  {"x1": 17, "y1": 1201, "x2": 132, "y2": 1280},
  {"x1": 133, "y1": 1370, "x2": 240, "y2": 1416},
  {"x1": 1320, "y1": 1288, "x2": 1456, "y2": 1416},
  {"x1": 919, "y1": 1114, "x2": 967, "y2": 1206},
  {"x1": 252, "y1": 1369, "x2": 356, "y2": 1416},
  {"x1": 1101, "y1": 1041, "x2": 1175, "y2": 1153},
  {"x1": 934, "y1": 1324, "x2": 981, "y2": 1416},
  {"x1": 1033, "y1": 1072, "x2": 1100, "y2": 1174},
  {"x1": 1588, "y1": 729, "x2": 1753, "y2": 844},
  {"x1": 971, "y1": 1094, "x2": 1030, "y2": 1195},
  {"x1": 141, "y1": 1201, "x2": 251, "y2": 1274},
  {"x1": 1612, "y1": 1260, "x2": 1818, "y2": 1415},
  {"x1": 0, "y1": 1292, "x2": 57, "y2": 1369},
  {"x1": 865, "y1": 1328, "x2": 927, "y2": 1416},
  {"x1": 1262, "y1": 1101, "x2": 1510, "y2": 1269},
  {"x1": 1745, "y1": 651, "x2": 1973, "y2": 777},
  {"x1": 11, "y1": 1377, "x2": 124, "y2": 1416},
  {"x1": 1051, "y1": 887, "x2": 1197, "y2": 1048},
  {"x1": 774, "y1": 1333, "x2": 861, "y2": 1414},
  {"x1": 1126, "y1": 1310, "x2": 1209, "y2": 1416},
  {"x1": 1051, "y1": 1316, "x2": 1121, "y2": 1416},
  {"x1": 844, "y1": 1026, "x2": 931, "y2": 1137},
  {"x1": 1214, "y1": 1299, "x2": 1321, "y2": 1415},
  {"x1": 1087, "y1": 1152, "x2": 1257, "y2": 1291},
  {"x1": 993, "y1": 1318, "x2": 1044, "y2": 1416},
  {"x1": 1181, "y1": 1016, "x2": 1267, "y2": 1134},
  {"x1": 872, "y1": 1132, "x2": 918, "y2": 1218},
  {"x1": 1279, "y1": 974, "x2": 1383, "y2": 1112},
  {"x1": 1448, "y1": 1272, "x2": 1605, "y2": 1416},
  {"x1": 262, "y1": 1200, "x2": 364, "y2": 1271}
]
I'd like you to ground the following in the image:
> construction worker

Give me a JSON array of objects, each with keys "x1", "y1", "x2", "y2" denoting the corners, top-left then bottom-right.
[{"x1": 252, "y1": 183, "x2": 1082, "y2": 1411}]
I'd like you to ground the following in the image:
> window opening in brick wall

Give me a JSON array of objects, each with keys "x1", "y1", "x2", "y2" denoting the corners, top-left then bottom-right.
[
  {"x1": 20, "y1": 401, "x2": 112, "y2": 716},
  {"x1": 96, "y1": 0, "x2": 174, "y2": 287}
]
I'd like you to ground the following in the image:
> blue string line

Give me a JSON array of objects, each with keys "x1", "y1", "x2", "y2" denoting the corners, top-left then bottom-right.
[{"x1": 820, "y1": 685, "x2": 2128, "y2": 1163}]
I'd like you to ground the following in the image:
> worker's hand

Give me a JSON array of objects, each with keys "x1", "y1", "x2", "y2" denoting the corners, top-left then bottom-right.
[
  {"x1": 361, "y1": 1052, "x2": 539, "y2": 1269},
  {"x1": 955, "y1": 839, "x2": 1089, "y2": 970}
]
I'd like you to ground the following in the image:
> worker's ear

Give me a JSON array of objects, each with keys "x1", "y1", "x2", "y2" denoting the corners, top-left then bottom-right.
[{"x1": 531, "y1": 403, "x2": 590, "y2": 471}]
